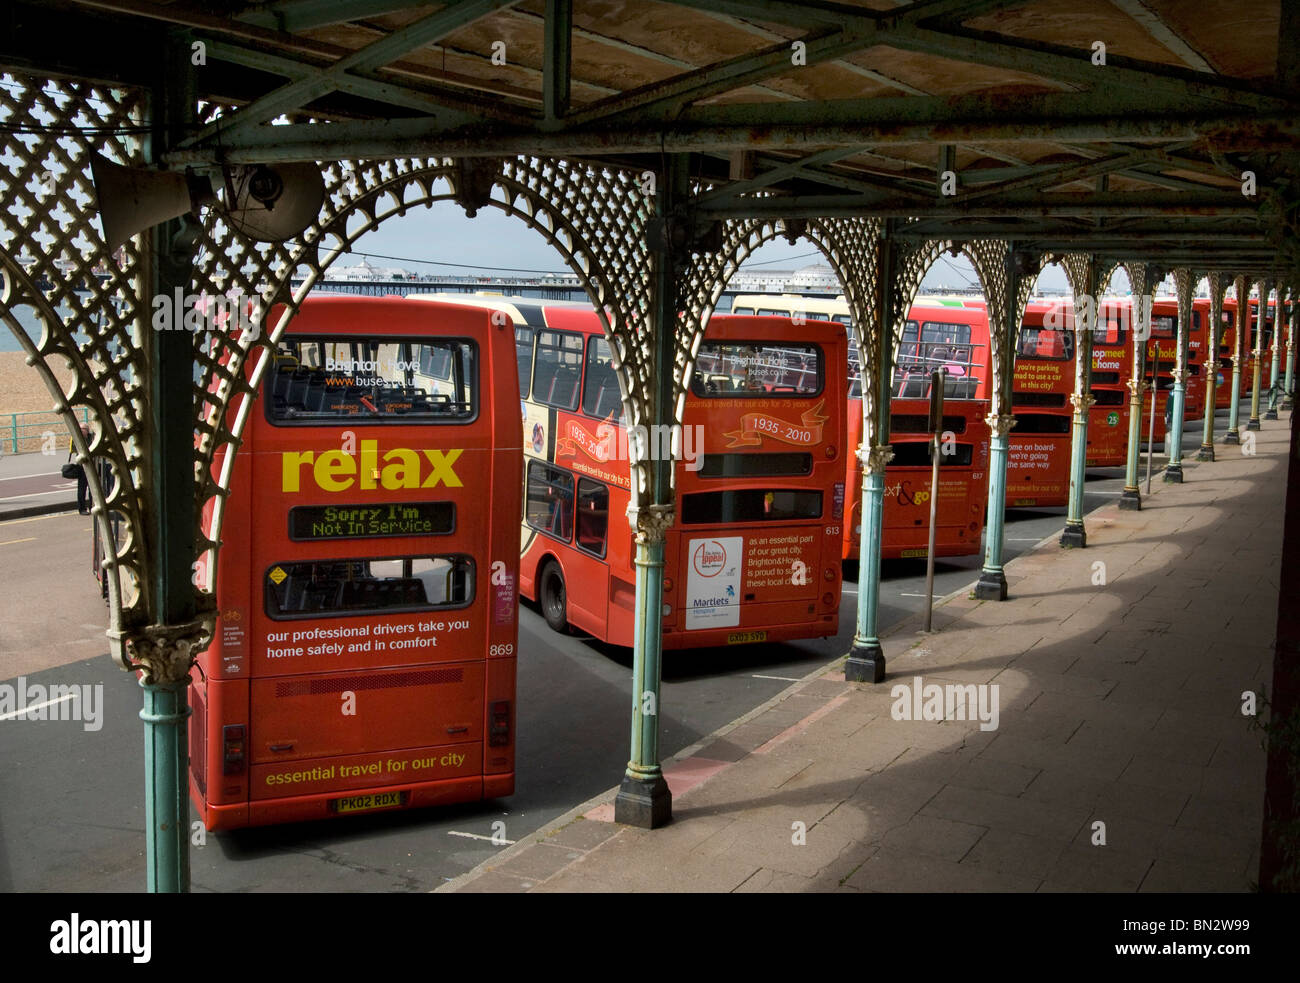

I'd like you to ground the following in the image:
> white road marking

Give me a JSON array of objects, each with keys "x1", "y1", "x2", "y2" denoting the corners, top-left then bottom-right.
[
  {"x1": 752, "y1": 674, "x2": 801, "y2": 682},
  {"x1": 447, "y1": 830, "x2": 515, "y2": 845},
  {"x1": 0, "y1": 692, "x2": 79, "y2": 721}
]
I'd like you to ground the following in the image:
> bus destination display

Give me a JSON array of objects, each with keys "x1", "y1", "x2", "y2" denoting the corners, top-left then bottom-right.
[{"x1": 289, "y1": 502, "x2": 454, "y2": 541}]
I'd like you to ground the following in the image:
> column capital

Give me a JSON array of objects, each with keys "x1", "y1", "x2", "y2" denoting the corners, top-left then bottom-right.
[
  {"x1": 124, "y1": 618, "x2": 213, "y2": 685},
  {"x1": 860, "y1": 443, "x2": 894, "y2": 474},
  {"x1": 626, "y1": 503, "x2": 674, "y2": 545},
  {"x1": 1069, "y1": 392, "x2": 1096, "y2": 411},
  {"x1": 984, "y1": 413, "x2": 1016, "y2": 438}
]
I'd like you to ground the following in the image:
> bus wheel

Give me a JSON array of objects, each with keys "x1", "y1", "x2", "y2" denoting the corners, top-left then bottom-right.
[{"x1": 539, "y1": 561, "x2": 570, "y2": 634}]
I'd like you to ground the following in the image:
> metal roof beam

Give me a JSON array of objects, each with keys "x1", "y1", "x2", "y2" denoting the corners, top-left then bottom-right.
[
  {"x1": 177, "y1": 0, "x2": 523, "y2": 146},
  {"x1": 239, "y1": 1, "x2": 433, "y2": 33},
  {"x1": 543, "y1": 0, "x2": 572, "y2": 122}
]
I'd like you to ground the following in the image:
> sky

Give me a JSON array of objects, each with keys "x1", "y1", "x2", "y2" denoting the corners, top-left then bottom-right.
[{"x1": 336, "y1": 197, "x2": 1079, "y2": 294}]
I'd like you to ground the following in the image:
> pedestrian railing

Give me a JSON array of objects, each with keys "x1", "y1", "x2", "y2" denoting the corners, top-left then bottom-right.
[{"x1": 0, "y1": 409, "x2": 91, "y2": 455}]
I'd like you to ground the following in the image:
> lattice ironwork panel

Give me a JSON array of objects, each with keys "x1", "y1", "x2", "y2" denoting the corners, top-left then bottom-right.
[{"x1": 0, "y1": 71, "x2": 152, "y2": 653}]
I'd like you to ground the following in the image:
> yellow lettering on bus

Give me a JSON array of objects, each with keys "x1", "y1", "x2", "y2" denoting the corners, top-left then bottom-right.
[
  {"x1": 422, "y1": 449, "x2": 464, "y2": 488},
  {"x1": 314, "y1": 449, "x2": 354, "y2": 491},
  {"x1": 279, "y1": 444, "x2": 465, "y2": 492},
  {"x1": 381, "y1": 448, "x2": 422, "y2": 489},
  {"x1": 360, "y1": 439, "x2": 379, "y2": 490},
  {"x1": 282, "y1": 451, "x2": 314, "y2": 492}
]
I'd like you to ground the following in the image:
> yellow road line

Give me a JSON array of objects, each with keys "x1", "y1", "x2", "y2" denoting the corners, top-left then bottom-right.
[{"x1": 0, "y1": 537, "x2": 37, "y2": 546}]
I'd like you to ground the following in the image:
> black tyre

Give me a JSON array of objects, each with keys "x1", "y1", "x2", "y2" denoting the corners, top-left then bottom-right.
[{"x1": 539, "y1": 561, "x2": 570, "y2": 634}]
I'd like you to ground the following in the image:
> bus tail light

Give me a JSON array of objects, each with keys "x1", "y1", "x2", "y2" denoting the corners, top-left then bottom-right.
[
  {"x1": 222, "y1": 724, "x2": 246, "y2": 775},
  {"x1": 822, "y1": 592, "x2": 835, "y2": 607},
  {"x1": 824, "y1": 567, "x2": 836, "y2": 581},
  {"x1": 489, "y1": 701, "x2": 510, "y2": 747},
  {"x1": 663, "y1": 577, "x2": 673, "y2": 593}
]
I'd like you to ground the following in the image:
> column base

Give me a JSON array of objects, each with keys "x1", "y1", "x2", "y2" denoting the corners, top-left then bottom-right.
[
  {"x1": 1224, "y1": 431, "x2": 1241, "y2": 445},
  {"x1": 971, "y1": 570, "x2": 1007, "y2": 601},
  {"x1": 1247, "y1": 419, "x2": 1261, "y2": 431},
  {"x1": 1118, "y1": 488, "x2": 1142, "y2": 510},
  {"x1": 844, "y1": 640, "x2": 886, "y2": 683},
  {"x1": 614, "y1": 773, "x2": 672, "y2": 829},
  {"x1": 1164, "y1": 464, "x2": 1183, "y2": 483},
  {"x1": 1282, "y1": 395, "x2": 1293, "y2": 410},
  {"x1": 1195, "y1": 445, "x2": 1215, "y2": 462},
  {"x1": 1059, "y1": 523, "x2": 1086, "y2": 549}
]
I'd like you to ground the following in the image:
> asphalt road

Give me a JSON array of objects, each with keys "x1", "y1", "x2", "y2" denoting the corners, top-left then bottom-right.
[{"x1": 0, "y1": 436, "x2": 1193, "y2": 890}]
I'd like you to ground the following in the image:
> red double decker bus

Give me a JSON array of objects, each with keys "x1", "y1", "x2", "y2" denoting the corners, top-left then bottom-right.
[
  {"x1": 492, "y1": 300, "x2": 847, "y2": 648},
  {"x1": 1007, "y1": 300, "x2": 1074, "y2": 507},
  {"x1": 1086, "y1": 299, "x2": 1134, "y2": 467},
  {"x1": 733, "y1": 295, "x2": 991, "y2": 562},
  {"x1": 1143, "y1": 298, "x2": 1206, "y2": 444},
  {"x1": 1222, "y1": 296, "x2": 1277, "y2": 404},
  {"x1": 190, "y1": 295, "x2": 522, "y2": 830}
]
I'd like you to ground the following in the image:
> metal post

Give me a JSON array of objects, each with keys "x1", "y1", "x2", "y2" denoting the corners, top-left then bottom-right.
[
  {"x1": 923, "y1": 369, "x2": 942, "y2": 630},
  {"x1": 1197, "y1": 274, "x2": 1223, "y2": 462},
  {"x1": 1146, "y1": 345, "x2": 1159, "y2": 495},
  {"x1": 846, "y1": 226, "x2": 895, "y2": 683},
  {"x1": 614, "y1": 157, "x2": 684, "y2": 830},
  {"x1": 1267, "y1": 286, "x2": 1284, "y2": 420},
  {"x1": 1120, "y1": 277, "x2": 1149, "y2": 509},
  {"x1": 1225, "y1": 276, "x2": 1247, "y2": 444},
  {"x1": 1061, "y1": 265, "x2": 1094, "y2": 549},
  {"x1": 1164, "y1": 270, "x2": 1192, "y2": 483},
  {"x1": 1248, "y1": 280, "x2": 1269, "y2": 431},
  {"x1": 1285, "y1": 297, "x2": 1297, "y2": 411}
]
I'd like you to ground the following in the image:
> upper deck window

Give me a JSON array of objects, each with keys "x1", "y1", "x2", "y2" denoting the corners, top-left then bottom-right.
[
  {"x1": 690, "y1": 341, "x2": 823, "y2": 397},
  {"x1": 532, "y1": 329, "x2": 583, "y2": 410},
  {"x1": 581, "y1": 336, "x2": 625, "y2": 422},
  {"x1": 266, "y1": 336, "x2": 476, "y2": 423},
  {"x1": 1016, "y1": 326, "x2": 1075, "y2": 361}
]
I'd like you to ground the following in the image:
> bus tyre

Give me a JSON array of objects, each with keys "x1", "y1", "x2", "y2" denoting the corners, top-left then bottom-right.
[{"x1": 540, "y1": 562, "x2": 570, "y2": 634}]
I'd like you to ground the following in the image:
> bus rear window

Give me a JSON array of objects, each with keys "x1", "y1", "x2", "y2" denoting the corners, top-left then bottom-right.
[
  {"x1": 888, "y1": 442, "x2": 974, "y2": 467},
  {"x1": 698, "y1": 452, "x2": 813, "y2": 478},
  {"x1": 264, "y1": 555, "x2": 473, "y2": 618},
  {"x1": 681, "y1": 489, "x2": 822, "y2": 523},
  {"x1": 691, "y1": 342, "x2": 822, "y2": 397},
  {"x1": 1017, "y1": 327, "x2": 1074, "y2": 361},
  {"x1": 890, "y1": 414, "x2": 968, "y2": 435},
  {"x1": 1013, "y1": 413, "x2": 1071, "y2": 434},
  {"x1": 267, "y1": 337, "x2": 476, "y2": 422},
  {"x1": 1014, "y1": 392, "x2": 1068, "y2": 408}
]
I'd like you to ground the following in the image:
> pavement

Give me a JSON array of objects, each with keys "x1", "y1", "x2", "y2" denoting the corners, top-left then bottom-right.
[
  {"x1": 0, "y1": 451, "x2": 79, "y2": 520},
  {"x1": 441, "y1": 419, "x2": 1286, "y2": 893}
]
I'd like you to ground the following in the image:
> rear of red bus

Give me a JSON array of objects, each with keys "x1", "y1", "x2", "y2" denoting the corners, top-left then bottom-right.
[
  {"x1": 1143, "y1": 300, "x2": 1206, "y2": 444},
  {"x1": 191, "y1": 295, "x2": 521, "y2": 830},
  {"x1": 1086, "y1": 298, "x2": 1133, "y2": 467},
  {"x1": 843, "y1": 302, "x2": 990, "y2": 561},
  {"x1": 664, "y1": 316, "x2": 846, "y2": 648},
  {"x1": 1007, "y1": 301, "x2": 1073, "y2": 507}
]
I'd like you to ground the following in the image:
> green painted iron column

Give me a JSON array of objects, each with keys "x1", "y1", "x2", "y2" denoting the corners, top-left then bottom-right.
[
  {"x1": 1285, "y1": 294, "x2": 1297, "y2": 410},
  {"x1": 1121, "y1": 266, "x2": 1155, "y2": 507},
  {"x1": 614, "y1": 158, "x2": 684, "y2": 830},
  {"x1": 974, "y1": 247, "x2": 1031, "y2": 599},
  {"x1": 1225, "y1": 276, "x2": 1248, "y2": 444},
  {"x1": 1164, "y1": 269, "x2": 1194, "y2": 483},
  {"x1": 846, "y1": 226, "x2": 895, "y2": 683},
  {"x1": 1248, "y1": 280, "x2": 1270, "y2": 432},
  {"x1": 1060, "y1": 262, "x2": 1096, "y2": 548},
  {"x1": 1196, "y1": 274, "x2": 1225, "y2": 462},
  {"x1": 1266, "y1": 285, "x2": 1285, "y2": 420},
  {"x1": 140, "y1": 31, "x2": 199, "y2": 893}
]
